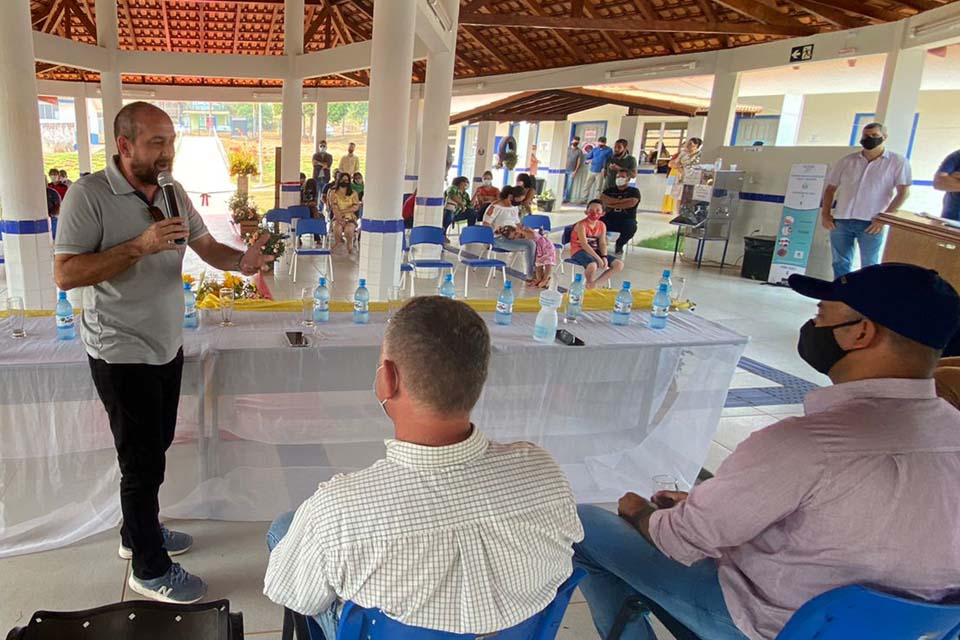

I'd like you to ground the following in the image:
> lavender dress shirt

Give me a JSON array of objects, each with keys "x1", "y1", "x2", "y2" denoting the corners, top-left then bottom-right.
[{"x1": 650, "y1": 378, "x2": 960, "y2": 639}]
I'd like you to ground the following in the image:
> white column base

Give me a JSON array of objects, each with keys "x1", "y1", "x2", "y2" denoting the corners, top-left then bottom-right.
[
  {"x1": 3, "y1": 225, "x2": 57, "y2": 309},
  {"x1": 358, "y1": 225, "x2": 403, "y2": 301}
]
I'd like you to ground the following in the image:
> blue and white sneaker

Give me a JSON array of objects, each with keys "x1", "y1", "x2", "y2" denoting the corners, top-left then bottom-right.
[
  {"x1": 127, "y1": 563, "x2": 207, "y2": 604},
  {"x1": 118, "y1": 524, "x2": 193, "y2": 560}
]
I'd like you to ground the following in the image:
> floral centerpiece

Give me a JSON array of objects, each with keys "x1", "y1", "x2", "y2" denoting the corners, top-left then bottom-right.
[
  {"x1": 183, "y1": 272, "x2": 264, "y2": 305},
  {"x1": 228, "y1": 148, "x2": 258, "y2": 195},
  {"x1": 229, "y1": 192, "x2": 260, "y2": 238}
]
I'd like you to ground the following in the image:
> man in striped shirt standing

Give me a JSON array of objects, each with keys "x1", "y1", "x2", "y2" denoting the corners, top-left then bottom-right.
[{"x1": 264, "y1": 297, "x2": 583, "y2": 638}]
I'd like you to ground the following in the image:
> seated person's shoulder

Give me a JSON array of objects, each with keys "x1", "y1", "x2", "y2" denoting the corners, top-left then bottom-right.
[{"x1": 486, "y1": 440, "x2": 568, "y2": 478}]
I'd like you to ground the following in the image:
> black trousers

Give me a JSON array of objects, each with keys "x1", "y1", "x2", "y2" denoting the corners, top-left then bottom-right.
[
  {"x1": 604, "y1": 214, "x2": 639, "y2": 253},
  {"x1": 89, "y1": 349, "x2": 184, "y2": 580}
]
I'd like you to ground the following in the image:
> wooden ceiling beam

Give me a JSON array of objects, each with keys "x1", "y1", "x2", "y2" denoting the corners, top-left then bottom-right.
[
  {"x1": 119, "y1": 0, "x2": 138, "y2": 48},
  {"x1": 265, "y1": 6, "x2": 280, "y2": 53},
  {"x1": 801, "y1": 0, "x2": 901, "y2": 22},
  {"x1": 304, "y1": 6, "x2": 329, "y2": 45},
  {"x1": 459, "y1": 12, "x2": 817, "y2": 36},
  {"x1": 571, "y1": 0, "x2": 584, "y2": 17},
  {"x1": 785, "y1": 0, "x2": 864, "y2": 29},
  {"x1": 580, "y1": 2, "x2": 635, "y2": 59},
  {"x1": 462, "y1": 0, "x2": 496, "y2": 13},
  {"x1": 64, "y1": 0, "x2": 97, "y2": 38},
  {"x1": 329, "y1": 5, "x2": 353, "y2": 44},
  {"x1": 707, "y1": 0, "x2": 808, "y2": 28},
  {"x1": 161, "y1": 0, "x2": 172, "y2": 51},
  {"x1": 232, "y1": 3, "x2": 242, "y2": 53},
  {"x1": 894, "y1": 0, "x2": 942, "y2": 11},
  {"x1": 629, "y1": 0, "x2": 682, "y2": 55},
  {"x1": 63, "y1": 1, "x2": 72, "y2": 39},
  {"x1": 517, "y1": 0, "x2": 588, "y2": 65},
  {"x1": 460, "y1": 25, "x2": 513, "y2": 72},
  {"x1": 42, "y1": 0, "x2": 65, "y2": 34}
]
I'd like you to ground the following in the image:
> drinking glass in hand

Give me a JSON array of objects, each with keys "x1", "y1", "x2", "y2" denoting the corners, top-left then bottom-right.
[
  {"x1": 652, "y1": 474, "x2": 680, "y2": 508},
  {"x1": 219, "y1": 288, "x2": 235, "y2": 327},
  {"x1": 301, "y1": 287, "x2": 315, "y2": 327},
  {"x1": 5, "y1": 297, "x2": 26, "y2": 339}
]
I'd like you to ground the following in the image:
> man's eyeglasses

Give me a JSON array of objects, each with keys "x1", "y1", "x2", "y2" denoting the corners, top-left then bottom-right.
[{"x1": 147, "y1": 205, "x2": 165, "y2": 223}]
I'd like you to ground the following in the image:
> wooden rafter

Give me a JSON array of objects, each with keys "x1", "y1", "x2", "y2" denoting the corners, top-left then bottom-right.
[
  {"x1": 325, "y1": 5, "x2": 333, "y2": 48},
  {"x1": 119, "y1": 0, "x2": 138, "y2": 48},
  {"x1": 462, "y1": 0, "x2": 495, "y2": 13},
  {"x1": 265, "y1": 6, "x2": 280, "y2": 53},
  {"x1": 161, "y1": 0, "x2": 172, "y2": 51},
  {"x1": 63, "y1": 0, "x2": 96, "y2": 38},
  {"x1": 629, "y1": 0, "x2": 682, "y2": 55},
  {"x1": 708, "y1": 0, "x2": 808, "y2": 28},
  {"x1": 63, "y1": 1, "x2": 72, "y2": 39},
  {"x1": 461, "y1": 25, "x2": 513, "y2": 71},
  {"x1": 329, "y1": 5, "x2": 353, "y2": 45},
  {"x1": 785, "y1": 0, "x2": 864, "y2": 28},
  {"x1": 42, "y1": 0, "x2": 65, "y2": 33},
  {"x1": 518, "y1": 0, "x2": 588, "y2": 65},
  {"x1": 304, "y1": 6, "x2": 329, "y2": 47},
  {"x1": 803, "y1": 0, "x2": 903, "y2": 22},
  {"x1": 580, "y1": 2, "x2": 636, "y2": 60},
  {"x1": 571, "y1": 0, "x2": 584, "y2": 17},
  {"x1": 232, "y1": 3, "x2": 241, "y2": 53},
  {"x1": 895, "y1": 0, "x2": 942, "y2": 10},
  {"x1": 459, "y1": 12, "x2": 818, "y2": 36}
]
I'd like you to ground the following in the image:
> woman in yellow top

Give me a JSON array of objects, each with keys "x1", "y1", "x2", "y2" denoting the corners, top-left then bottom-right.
[
  {"x1": 662, "y1": 137, "x2": 702, "y2": 214},
  {"x1": 329, "y1": 173, "x2": 361, "y2": 254}
]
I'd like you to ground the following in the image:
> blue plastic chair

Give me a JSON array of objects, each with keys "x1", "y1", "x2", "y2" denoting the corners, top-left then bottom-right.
[
  {"x1": 290, "y1": 217, "x2": 332, "y2": 284},
  {"x1": 775, "y1": 585, "x2": 960, "y2": 640},
  {"x1": 407, "y1": 226, "x2": 454, "y2": 296},
  {"x1": 264, "y1": 208, "x2": 293, "y2": 234},
  {"x1": 456, "y1": 226, "x2": 507, "y2": 297}
]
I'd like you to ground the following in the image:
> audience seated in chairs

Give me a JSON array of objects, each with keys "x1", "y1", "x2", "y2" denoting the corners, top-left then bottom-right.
[
  {"x1": 567, "y1": 200, "x2": 624, "y2": 289},
  {"x1": 327, "y1": 173, "x2": 360, "y2": 255},
  {"x1": 514, "y1": 172, "x2": 537, "y2": 216},
  {"x1": 264, "y1": 297, "x2": 583, "y2": 639},
  {"x1": 471, "y1": 170, "x2": 500, "y2": 220},
  {"x1": 482, "y1": 185, "x2": 536, "y2": 279},
  {"x1": 499, "y1": 224, "x2": 556, "y2": 288},
  {"x1": 574, "y1": 263, "x2": 960, "y2": 640},
  {"x1": 443, "y1": 176, "x2": 478, "y2": 235}
]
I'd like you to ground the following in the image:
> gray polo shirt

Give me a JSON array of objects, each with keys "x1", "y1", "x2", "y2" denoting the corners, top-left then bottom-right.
[
  {"x1": 55, "y1": 157, "x2": 209, "y2": 365},
  {"x1": 565, "y1": 146, "x2": 583, "y2": 172}
]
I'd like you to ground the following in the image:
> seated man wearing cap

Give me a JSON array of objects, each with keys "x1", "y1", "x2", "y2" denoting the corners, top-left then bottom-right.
[{"x1": 574, "y1": 263, "x2": 960, "y2": 640}]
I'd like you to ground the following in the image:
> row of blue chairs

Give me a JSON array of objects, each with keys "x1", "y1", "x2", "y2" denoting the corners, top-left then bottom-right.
[{"x1": 263, "y1": 206, "x2": 334, "y2": 283}]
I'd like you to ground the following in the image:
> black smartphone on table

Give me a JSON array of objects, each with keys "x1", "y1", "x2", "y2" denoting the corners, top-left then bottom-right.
[
  {"x1": 285, "y1": 331, "x2": 309, "y2": 347},
  {"x1": 556, "y1": 329, "x2": 585, "y2": 346}
]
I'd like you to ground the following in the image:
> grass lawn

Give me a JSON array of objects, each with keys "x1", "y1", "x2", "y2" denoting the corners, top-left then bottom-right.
[
  {"x1": 636, "y1": 232, "x2": 682, "y2": 252},
  {"x1": 220, "y1": 133, "x2": 367, "y2": 189},
  {"x1": 42, "y1": 149, "x2": 107, "y2": 181}
]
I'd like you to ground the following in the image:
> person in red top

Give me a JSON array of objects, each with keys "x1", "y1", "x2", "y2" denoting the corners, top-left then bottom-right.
[
  {"x1": 568, "y1": 199, "x2": 623, "y2": 289},
  {"x1": 471, "y1": 171, "x2": 500, "y2": 220},
  {"x1": 402, "y1": 189, "x2": 416, "y2": 229},
  {"x1": 48, "y1": 168, "x2": 68, "y2": 200}
]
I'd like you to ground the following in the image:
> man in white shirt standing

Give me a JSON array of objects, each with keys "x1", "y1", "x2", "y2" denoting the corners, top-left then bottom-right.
[
  {"x1": 820, "y1": 122, "x2": 911, "y2": 277},
  {"x1": 264, "y1": 296, "x2": 583, "y2": 639}
]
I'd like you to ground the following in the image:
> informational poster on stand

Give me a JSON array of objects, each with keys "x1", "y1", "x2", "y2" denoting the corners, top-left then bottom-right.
[{"x1": 768, "y1": 163, "x2": 828, "y2": 285}]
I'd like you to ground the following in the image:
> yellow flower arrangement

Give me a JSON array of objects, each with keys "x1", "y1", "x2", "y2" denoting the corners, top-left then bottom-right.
[{"x1": 193, "y1": 271, "x2": 263, "y2": 304}]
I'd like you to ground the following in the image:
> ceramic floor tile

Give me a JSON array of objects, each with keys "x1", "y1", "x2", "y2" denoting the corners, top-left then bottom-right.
[{"x1": 761, "y1": 404, "x2": 805, "y2": 416}]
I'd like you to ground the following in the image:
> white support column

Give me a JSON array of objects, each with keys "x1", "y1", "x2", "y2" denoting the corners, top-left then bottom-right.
[
  {"x1": 774, "y1": 94, "x2": 805, "y2": 147},
  {"x1": 686, "y1": 116, "x2": 707, "y2": 141},
  {"x1": 358, "y1": 0, "x2": 417, "y2": 300},
  {"x1": 279, "y1": 78, "x2": 304, "y2": 207},
  {"x1": 618, "y1": 115, "x2": 641, "y2": 155},
  {"x1": 702, "y1": 60, "x2": 742, "y2": 154},
  {"x1": 546, "y1": 120, "x2": 570, "y2": 197},
  {"x1": 471, "y1": 120, "x2": 497, "y2": 188},
  {"x1": 414, "y1": 3, "x2": 460, "y2": 231},
  {"x1": 875, "y1": 29, "x2": 925, "y2": 157},
  {"x1": 75, "y1": 94, "x2": 93, "y2": 174},
  {"x1": 314, "y1": 96, "x2": 328, "y2": 148},
  {"x1": 95, "y1": 0, "x2": 121, "y2": 159},
  {"x1": 0, "y1": 0, "x2": 57, "y2": 309},
  {"x1": 404, "y1": 96, "x2": 422, "y2": 199}
]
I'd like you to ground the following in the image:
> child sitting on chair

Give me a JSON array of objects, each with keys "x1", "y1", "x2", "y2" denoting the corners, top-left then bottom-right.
[{"x1": 500, "y1": 225, "x2": 556, "y2": 288}]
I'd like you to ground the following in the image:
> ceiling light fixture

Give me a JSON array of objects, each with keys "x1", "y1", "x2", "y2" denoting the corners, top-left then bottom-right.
[
  {"x1": 911, "y1": 15, "x2": 960, "y2": 39},
  {"x1": 604, "y1": 60, "x2": 699, "y2": 80},
  {"x1": 426, "y1": 0, "x2": 452, "y2": 32}
]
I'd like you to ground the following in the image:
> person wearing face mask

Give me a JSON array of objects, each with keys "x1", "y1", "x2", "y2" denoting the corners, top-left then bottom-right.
[
  {"x1": 602, "y1": 138, "x2": 637, "y2": 191},
  {"x1": 601, "y1": 169, "x2": 642, "y2": 257},
  {"x1": 470, "y1": 170, "x2": 500, "y2": 219},
  {"x1": 567, "y1": 200, "x2": 624, "y2": 289},
  {"x1": 265, "y1": 297, "x2": 583, "y2": 638},
  {"x1": 328, "y1": 173, "x2": 360, "y2": 254},
  {"x1": 575, "y1": 261, "x2": 960, "y2": 640},
  {"x1": 311, "y1": 140, "x2": 333, "y2": 184},
  {"x1": 583, "y1": 136, "x2": 612, "y2": 201},
  {"x1": 514, "y1": 172, "x2": 537, "y2": 216},
  {"x1": 564, "y1": 136, "x2": 584, "y2": 203},
  {"x1": 821, "y1": 122, "x2": 911, "y2": 277}
]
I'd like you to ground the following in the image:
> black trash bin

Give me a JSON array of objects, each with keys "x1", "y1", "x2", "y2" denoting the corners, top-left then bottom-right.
[{"x1": 741, "y1": 235, "x2": 776, "y2": 281}]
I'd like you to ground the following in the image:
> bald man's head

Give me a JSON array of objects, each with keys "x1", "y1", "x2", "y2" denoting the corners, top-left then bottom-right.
[{"x1": 113, "y1": 101, "x2": 176, "y2": 186}]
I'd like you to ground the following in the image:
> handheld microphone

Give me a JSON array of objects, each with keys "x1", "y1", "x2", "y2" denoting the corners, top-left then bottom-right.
[{"x1": 157, "y1": 171, "x2": 186, "y2": 245}]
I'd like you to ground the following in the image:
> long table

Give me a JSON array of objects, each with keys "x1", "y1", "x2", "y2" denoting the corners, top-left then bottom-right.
[{"x1": 0, "y1": 309, "x2": 746, "y2": 557}]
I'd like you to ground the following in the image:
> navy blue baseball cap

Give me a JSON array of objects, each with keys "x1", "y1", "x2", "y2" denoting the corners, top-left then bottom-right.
[{"x1": 788, "y1": 263, "x2": 960, "y2": 350}]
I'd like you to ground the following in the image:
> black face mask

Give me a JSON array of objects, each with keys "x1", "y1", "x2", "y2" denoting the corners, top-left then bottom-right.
[
  {"x1": 797, "y1": 318, "x2": 864, "y2": 375},
  {"x1": 860, "y1": 136, "x2": 883, "y2": 150}
]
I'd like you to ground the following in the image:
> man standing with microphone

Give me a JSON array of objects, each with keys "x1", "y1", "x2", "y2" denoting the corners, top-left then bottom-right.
[{"x1": 54, "y1": 102, "x2": 273, "y2": 604}]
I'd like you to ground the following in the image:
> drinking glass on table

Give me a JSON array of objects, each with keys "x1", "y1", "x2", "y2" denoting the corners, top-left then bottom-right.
[
  {"x1": 301, "y1": 287, "x2": 315, "y2": 327},
  {"x1": 5, "y1": 297, "x2": 26, "y2": 339},
  {"x1": 219, "y1": 288, "x2": 235, "y2": 327},
  {"x1": 652, "y1": 474, "x2": 680, "y2": 508}
]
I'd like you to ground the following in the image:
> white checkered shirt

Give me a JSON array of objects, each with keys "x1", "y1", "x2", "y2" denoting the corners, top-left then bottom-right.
[{"x1": 263, "y1": 428, "x2": 584, "y2": 634}]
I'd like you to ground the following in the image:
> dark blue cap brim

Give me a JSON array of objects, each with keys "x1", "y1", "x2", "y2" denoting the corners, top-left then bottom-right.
[{"x1": 787, "y1": 274, "x2": 841, "y2": 301}]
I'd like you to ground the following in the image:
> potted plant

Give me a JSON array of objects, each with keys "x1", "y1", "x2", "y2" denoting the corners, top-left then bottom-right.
[
  {"x1": 228, "y1": 192, "x2": 261, "y2": 238},
  {"x1": 536, "y1": 188, "x2": 557, "y2": 212},
  {"x1": 228, "y1": 148, "x2": 258, "y2": 196}
]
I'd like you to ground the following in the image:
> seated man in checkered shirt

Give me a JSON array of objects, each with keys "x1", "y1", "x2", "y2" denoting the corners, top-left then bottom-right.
[{"x1": 263, "y1": 296, "x2": 584, "y2": 638}]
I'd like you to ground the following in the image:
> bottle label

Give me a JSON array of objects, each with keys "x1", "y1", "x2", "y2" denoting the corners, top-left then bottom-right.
[
  {"x1": 57, "y1": 315, "x2": 75, "y2": 328},
  {"x1": 533, "y1": 324, "x2": 552, "y2": 340},
  {"x1": 315, "y1": 299, "x2": 329, "y2": 312},
  {"x1": 569, "y1": 292, "x2": 582, "y2": 306},
  {"x1": 496, "y1": 301, "x2": 513, "y2": 314},
  {"x1": 354, "y1": 300, "x2": 368, "y2": 313},
  {"x1": 614, "y1": 300, "x2": 632, "y2": 313}
]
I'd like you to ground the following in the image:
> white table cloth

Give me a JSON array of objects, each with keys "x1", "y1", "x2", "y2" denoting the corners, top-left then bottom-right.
[{"x1": 0, "y1": 309, "x2": 746, "y2": 557}]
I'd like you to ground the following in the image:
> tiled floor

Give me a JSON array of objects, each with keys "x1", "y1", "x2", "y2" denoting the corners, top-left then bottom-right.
[{"x1": 0, "y1": 206, "x2": 819, "y2": 639}]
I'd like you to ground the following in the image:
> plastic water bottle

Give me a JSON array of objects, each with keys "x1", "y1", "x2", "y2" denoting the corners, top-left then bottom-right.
[
  {"x1": 313, "y1": 276, "x2": 330, "y2": 324},
  {"x1": 533, "y1": 287, "x2": 562, "y2": 343},
  {"x1": 658, "y1": 269, "x2": 673, "y2": 298},
  {"x1": 183, "y1": 283, "x2": 199, "y2": 330},
  {"x1": 495, "y1": 281, "x2": 514, "y2": 325},
  {"x1": 439, "y1": 273, "x2": 455, "y2": 299},
  {"x1": 612, "y1": 281, "x2": 633, "y2": 326},
  {"x1": 55, "y1": 291, "x2": 76, "y2": 340},
  {"x1": 354, "y1": 278, "x2": 370, "y2": 324},
  {"x1": 649, "y1": 283, "x2": 671, "y2": 330},
  {"x1": 566, "y1": 273, "x2": 585, "y2": 322}
]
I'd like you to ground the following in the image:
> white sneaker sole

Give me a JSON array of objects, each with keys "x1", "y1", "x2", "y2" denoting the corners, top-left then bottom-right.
[
  {"x1": 127, "y1": 573, "x2": 205, "y2": 605},
  {"x1": 118, "y1": 542, "x2": 192, "y2": 560}
]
